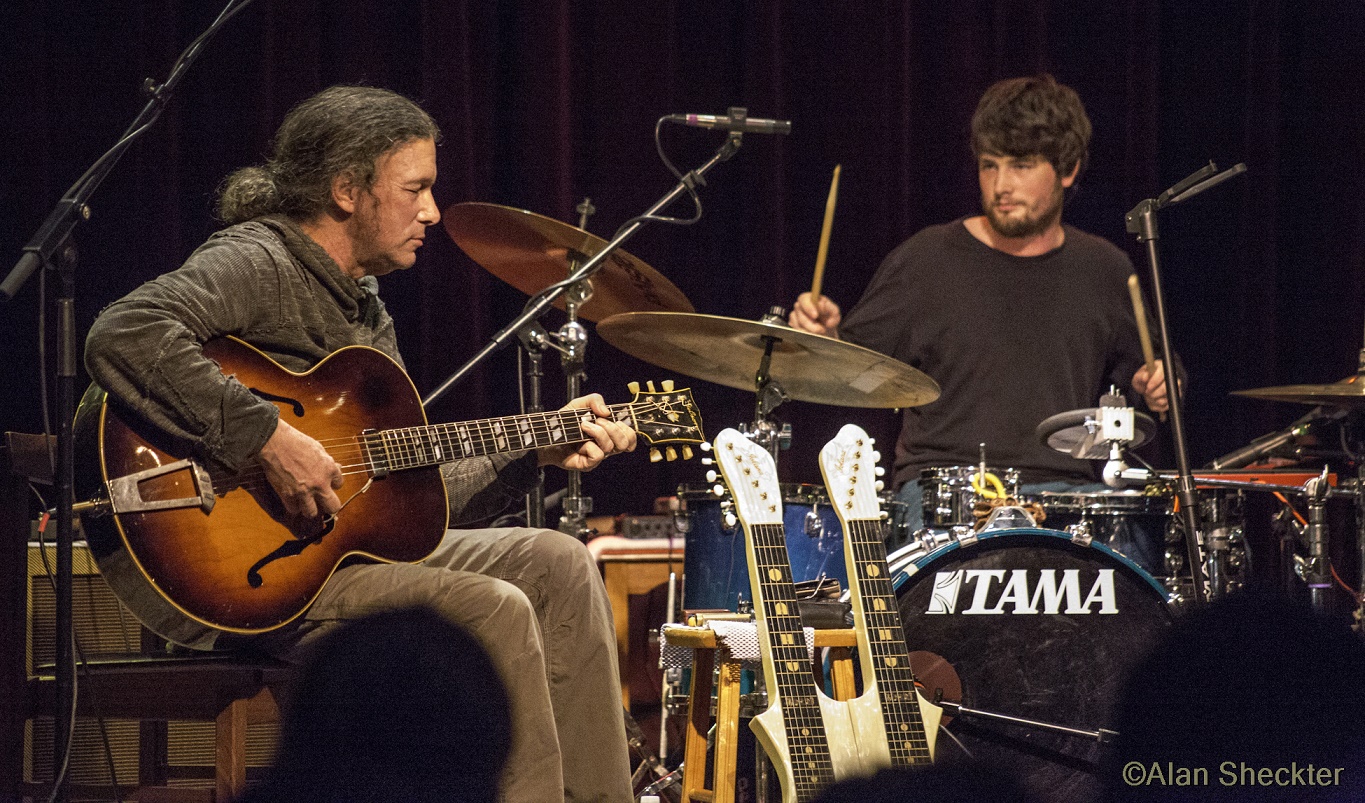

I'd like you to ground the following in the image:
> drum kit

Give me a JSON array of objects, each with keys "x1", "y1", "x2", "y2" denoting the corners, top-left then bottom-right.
[{"x1": 444, "y1": 199, "x2": 1365, "y2": 798}]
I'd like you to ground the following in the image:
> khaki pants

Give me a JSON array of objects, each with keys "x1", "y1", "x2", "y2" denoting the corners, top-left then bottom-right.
[{"x1": 258, "y1": 527, "x2": 633, "y2": 803}]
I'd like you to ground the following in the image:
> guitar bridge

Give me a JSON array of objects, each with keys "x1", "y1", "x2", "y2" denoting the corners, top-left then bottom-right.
[{"x1": 104, "y1": 459, "x2": 217, "y2": 515}]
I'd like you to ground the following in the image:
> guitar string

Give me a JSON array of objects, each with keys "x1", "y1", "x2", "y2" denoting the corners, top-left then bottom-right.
[{"x1": 182, "y1": 399, "x2": 689, "y2": 497}]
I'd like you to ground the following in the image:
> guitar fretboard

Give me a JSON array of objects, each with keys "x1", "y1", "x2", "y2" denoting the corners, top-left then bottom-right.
[
  {"x1": 750, "y1": 521, "x2": 837, "y2": 798},
  {"x1": 846, "y1": 517, "x2": 932, "y2": 765},
  {"x1": 360, "y1": 405, "x2": 634, "y2": 473}
]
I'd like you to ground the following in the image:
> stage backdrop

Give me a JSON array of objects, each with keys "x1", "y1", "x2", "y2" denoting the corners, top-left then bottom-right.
[{"x1": 2, "y1": 1, "x2": 1363, "y2": 522}]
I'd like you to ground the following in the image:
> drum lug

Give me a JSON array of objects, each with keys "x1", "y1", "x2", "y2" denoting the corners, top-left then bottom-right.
[
  {"x1": 952, "y1": 524, "x2": 978, "y2": 547},
  {"x1": 1067, "y1": 521, "x2": 1094, "y2": 546},
  {"x1": 803, "y1": 508, "x2": 824, "y2": 538}
]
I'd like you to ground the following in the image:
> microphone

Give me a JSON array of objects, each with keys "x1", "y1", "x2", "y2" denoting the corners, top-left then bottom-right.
[
  {"x1": 1208, "y1": 406, "x2": 1345, "y2": 470},
  {"x1": 666, "y1": 110, "x2": 791, "y2": 135}
]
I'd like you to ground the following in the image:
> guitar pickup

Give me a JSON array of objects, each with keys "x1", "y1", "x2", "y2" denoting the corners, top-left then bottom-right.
[{"x1": 103, "y1": 459, "x2": 218, "y2": 515}]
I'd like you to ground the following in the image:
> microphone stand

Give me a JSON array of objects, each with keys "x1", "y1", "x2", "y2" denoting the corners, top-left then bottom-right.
[
  {"x1": 0, "y1": 2, "x2": 258, "y2": 798},
  {"x1": 1125, "y1": 161, "x2": 1247, "y2": 604},
  {"x1": 422, "y1": 132, "x2": 743, "y2": 402}
]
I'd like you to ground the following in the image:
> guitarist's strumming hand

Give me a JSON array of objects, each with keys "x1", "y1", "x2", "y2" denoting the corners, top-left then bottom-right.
[
  {"x1": 258, "y1": 419, "x2": 345, "y2": 520},
  {"x1": 538, "y1": 394, "x2": 637, "y2": 472}
]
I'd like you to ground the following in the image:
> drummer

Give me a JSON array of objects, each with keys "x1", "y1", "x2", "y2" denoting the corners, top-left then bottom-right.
[{"x1": 788, "y1": 74, "x2": 1173, "y2": 534}]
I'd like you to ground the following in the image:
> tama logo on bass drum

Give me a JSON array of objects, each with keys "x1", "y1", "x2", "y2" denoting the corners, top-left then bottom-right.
[{"x1": 926, "y1": 568, "x2": 1118, "y2": 615}]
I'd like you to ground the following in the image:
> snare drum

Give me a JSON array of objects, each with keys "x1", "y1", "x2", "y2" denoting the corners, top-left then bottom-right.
[
  {"x1": 920, "y1": 465, "x2": 1021, "y2": 527},
  {"x1": 1039, "y1": 489, "x2": 1171, "y2": 578},
  {"x1": 893, "y1": 527, "x2": 1174, "y2": 802},
  {"x1": 678, "y1": 483, "x2": 850, "y2": 612}
]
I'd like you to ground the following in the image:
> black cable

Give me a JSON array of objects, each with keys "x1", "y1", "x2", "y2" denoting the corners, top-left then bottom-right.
[{"x1": 520, "y1": 116, "x2": 706, "y2": 315}]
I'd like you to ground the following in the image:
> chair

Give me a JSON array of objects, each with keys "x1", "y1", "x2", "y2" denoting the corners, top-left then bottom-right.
[{"x1": 1, "y1": 432, "x2": 288, "y2": 803}]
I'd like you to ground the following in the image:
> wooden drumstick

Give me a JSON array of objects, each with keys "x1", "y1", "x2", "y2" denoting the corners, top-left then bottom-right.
[
  {"x1": 1127, "y1": 273, "x2": 1165, "y2": 422},
  {"x1": 810, "y1": 164, "x2": 841, "y2": 301}
]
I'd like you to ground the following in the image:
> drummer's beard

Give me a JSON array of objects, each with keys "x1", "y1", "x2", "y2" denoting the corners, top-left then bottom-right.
[{"x1": 983, "y1": 178, "x2": 1066, "y2": 240}]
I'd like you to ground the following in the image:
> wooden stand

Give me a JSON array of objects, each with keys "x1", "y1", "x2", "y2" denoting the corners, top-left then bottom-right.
[{"x1": 665, "y1": 625, "x2": 857, "y2": 803}]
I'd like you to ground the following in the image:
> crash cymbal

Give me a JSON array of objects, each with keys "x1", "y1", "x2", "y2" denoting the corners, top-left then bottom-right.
[
  {"x1": 443, "y1": 202, "x2": 694, "y2": 321},
  {"x1": 1036, "y1": 406, "x2": 1157, "y2": 459},
  {"x1": 596, "y1": 311, "x2": 940, "y2": 408},
  {"x1": 1232, "y1": 374, "x2": 1365, "y2": 407}
]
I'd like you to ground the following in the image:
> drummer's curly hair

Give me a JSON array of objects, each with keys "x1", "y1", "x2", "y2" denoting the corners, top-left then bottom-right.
[
  {"x1": 970, "y1": 74, "x2": 1091, "y2": 184},
  {"x1": 217, "y1": 86, "x2": 440, "y2": 225}
]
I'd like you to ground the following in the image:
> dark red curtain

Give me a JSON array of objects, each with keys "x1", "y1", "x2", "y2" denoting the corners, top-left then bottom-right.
[{"x1": 3, "y1": 1, "x2": 1364, "y2": 518}]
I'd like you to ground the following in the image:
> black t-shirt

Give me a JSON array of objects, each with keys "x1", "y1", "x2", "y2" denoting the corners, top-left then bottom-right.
[{"x1": 840, "y1": 219, "x2": 1151, "y2": 487}]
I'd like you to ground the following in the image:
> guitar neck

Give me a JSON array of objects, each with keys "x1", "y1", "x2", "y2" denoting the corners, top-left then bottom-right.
[
  {"x1": 844, "y1": 516, "x2": 933, "y2": 765},
  {"x1": 364, "y1": 404, "x2": 633, "y2": 472},
  {"x1": 748, "y1": 520, "x2": 838, "y2": 795}
]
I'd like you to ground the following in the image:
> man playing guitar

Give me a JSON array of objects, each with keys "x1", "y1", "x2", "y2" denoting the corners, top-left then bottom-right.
[{"x1": 83, "y1": 86, "x2": 636, "y2": 802}]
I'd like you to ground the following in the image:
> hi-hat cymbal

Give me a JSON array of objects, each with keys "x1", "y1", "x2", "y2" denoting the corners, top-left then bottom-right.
[
  {"x1": 596, "y1": 311, "x2": 940, "y2": 408},
  {"x1": 1036, "y1": 407, "x2": 1158, "y2": 459},
  {"x1": 443, "y1": 202, "x2": 694, "y2": 321},
  {"x1": 1232, "y1": 375, "x2": 1365, "y2": 407}
]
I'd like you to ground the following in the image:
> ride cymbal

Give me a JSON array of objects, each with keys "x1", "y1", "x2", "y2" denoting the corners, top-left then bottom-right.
[
  {"x1": 1232, "y1": 374, "x2": 1365, "y2": 408},
  {"x1": 443, "y1": 202, "x2": 693, "y2": 321},
  {"x1": 596, "y1": 311, "x2": 940, "y2": 408}
]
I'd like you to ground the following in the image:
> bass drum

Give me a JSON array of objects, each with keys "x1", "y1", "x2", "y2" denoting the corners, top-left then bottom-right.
[{"x1": 892, "y1": 527, "x2": 1176, "y2": 803}]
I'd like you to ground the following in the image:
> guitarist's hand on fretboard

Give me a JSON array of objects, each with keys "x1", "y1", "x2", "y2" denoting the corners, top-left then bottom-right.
[
  {"x1": 257, "y1": 418, "x2": 345, "y2": 520},
  {"x1": 536, "y1": 393, "x2": 638, "y2": 472}
]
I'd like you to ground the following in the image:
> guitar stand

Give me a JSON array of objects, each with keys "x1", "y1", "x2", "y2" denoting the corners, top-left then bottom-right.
[{"x1": 936, "y1": 700, "x2": 1119, "y2": 745}]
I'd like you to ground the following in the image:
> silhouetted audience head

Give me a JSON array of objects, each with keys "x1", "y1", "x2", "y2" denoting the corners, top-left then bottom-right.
[
  {"x1": 1105, "y1": 589, "x2": 1365, "y2": 802},
  {"x1": 240, "y1": 606, "x2": 511, "y2": 803},
  {"x1": 812, "y1": 761, "x2": 1038, "y2": 803}
]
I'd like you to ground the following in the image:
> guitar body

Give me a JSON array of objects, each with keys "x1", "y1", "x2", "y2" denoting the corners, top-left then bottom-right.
[
  {"x1": 750, "y1": 687, "x2": 861, "y2": 803},
  {"x1": 77, "y1": 339, "x2": 448, "y2": 648},
  {"x1": 819, "y1": 424, "x2": 940, "y2": 768}
]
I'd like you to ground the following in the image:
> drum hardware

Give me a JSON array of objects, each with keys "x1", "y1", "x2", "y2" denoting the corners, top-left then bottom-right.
[{"x1": 934, "y1": 700, "x2": 1119, "y2": 745}]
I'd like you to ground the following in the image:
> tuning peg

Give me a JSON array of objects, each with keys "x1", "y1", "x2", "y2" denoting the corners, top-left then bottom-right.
[
  {"x1": 700, "y1": 457, "x2": 714, "y2": 466},
  {"x1": 700, "y1": 442, "x2": 712, "y2": 452},
  {"x1": 646, "y1": 381, "x2": 657, "y2": 392},
  {"x1": 667, "y1": 412, "x2": 680, "y2": 422},
  {"x1": 879, "y1": 510, "x2": 890, "y2": 520},
  {"x1": 665, "y1": 447, "x2": 678, "y2": 461},
  {"x1": 874, "y1": 466, "x2": 886, "y2": 477},
  {"x1": 706, "y1": 470, "x2": 718, "y2": 483},
  {"x1": 871, "y1": 451, "x2": 881, "y2": 462},
  {"x1": 650, "y1": 448, "x2": 663, "y2": 463},
  {"x1": 712, "y1": 484, "x2": 726, "y2": 497},
  {"x1": 723, "y1": 512, "x2": 738, "y2": 528},
  {"x1": 628, "y1": 381, "x2": 641, "y2": 394},
  {"x1": 875, "y1": 480, "x2": 885, "y2": 492},
  {"x1": 682, "y1": 446, "x2": 693, "y2": 460},
  {"x1": 662, "y1": 379, "x2": 675, "y2": 392}
]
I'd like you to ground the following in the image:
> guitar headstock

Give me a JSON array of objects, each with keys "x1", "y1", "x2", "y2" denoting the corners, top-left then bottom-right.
[
  {"x1": 818, "y1": 424, "x2": 885, "y2": 521},
  {"x1": 711, "y1": 428, "x2": 783, "y2": 527},
  {"x1": 627, "y1": 381, "x2": 705, "y2": 462}
]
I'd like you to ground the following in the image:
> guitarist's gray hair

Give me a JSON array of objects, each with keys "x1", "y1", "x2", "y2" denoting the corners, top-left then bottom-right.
[{"x1": 216, "y1": 86, "x2": 440, "y2": 225}]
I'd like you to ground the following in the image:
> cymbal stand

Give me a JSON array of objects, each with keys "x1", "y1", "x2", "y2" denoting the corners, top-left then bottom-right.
[
  {"x1": 557, "y1": 197, "x2": 597, "y2": 539},
  {"x1": 738, "y1": 306, "x2": 792, "y2": 465},
  {"x1": 1125, "y1": 160, "x2": 1246, "y2": 604},
  {"x1": 1304, "y1": 468, "x2": 1332, "y2": 613},
  {"x1": 515, "y1": 322, "x2": 550, "y2": 527}
]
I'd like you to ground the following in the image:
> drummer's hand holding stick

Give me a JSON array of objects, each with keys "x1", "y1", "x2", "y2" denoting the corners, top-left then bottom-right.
[
  {"x1": 789, "y1": 164, "x2": 844, "y2": 338},
  {"x1": 1127, "y1": 274, "x2": 1169, "y2": 420}
]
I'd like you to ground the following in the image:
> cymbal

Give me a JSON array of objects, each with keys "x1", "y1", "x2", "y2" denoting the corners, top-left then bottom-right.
[
  {"x1": 596, "y1": 312, "x2": 940, "y2": 408},
  {"x1": 1036, "y1": 407, "x2": 1157, "y2": 459},
  {"x1": 443, "y1": 202, "x2": 694, "y2": 321},
  {"x1": 1232, "y1": 374, "x2": 1365, "y2": 407}
]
